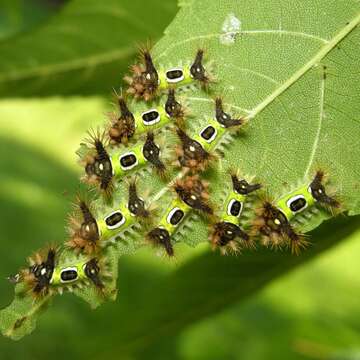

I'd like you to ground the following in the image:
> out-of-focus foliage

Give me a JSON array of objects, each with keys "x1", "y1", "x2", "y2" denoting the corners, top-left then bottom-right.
[
  {"x1": 0, "y1": 0, "x2": 66, "y2": 41},
  {"x1": 177, "y1": 230, "x2": 360, "y2": 360},
  {"x1": 0, "y1": 0, "x2": 178, "y2": 96}
]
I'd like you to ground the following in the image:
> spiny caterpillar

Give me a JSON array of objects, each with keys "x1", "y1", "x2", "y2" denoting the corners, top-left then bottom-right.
[
  {"x1": 81, "y1": 131, "x2": 166, "y2": 194},
  {"x1": 108, "y1": 89, "x2": 186, "y2": 145},
  {"x1": 175, "y1": 97, "x2": 244, "y2": 172},
  {"x1": 254, "y1": 171, "x2": 340, "y2": 254},
  {"x1": 147, "y1": 175, "x2": 212, "y2": 256},
  {"x1": 19, "y1": 247, "x2": 108, "y2": 298},
  {"x1": 210, "y1": 172, "x2": 261, "y2": 254},
  {"x1": 125, "y1": 49, "x2": 213, "y2": 101},
  {"x1": 67, "y1": 179, "x2": 150, "y2": 253}
]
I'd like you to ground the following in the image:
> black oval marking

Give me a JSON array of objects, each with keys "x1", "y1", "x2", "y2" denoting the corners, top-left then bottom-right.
[
  {"x1": 120, "y1": 153, "x2": 137, "y2": 169},
  {"x1": 105, "y1": 211, "x2": 124, "y2": 227},
  {"x1": 169, "y1": 209, "x2": 185, "y2": 226},
  {"x1": 289, "y1": 197, "x2": 307, "y2": 212},
  {"x1": 60, "y1": 269, "x2": 78, "y2": 282},
  {"x1": 200, "y1": 125, "x2": 216, "y2": 141},
  {"x1": 229, "y1": 200, "x2": 242, "y2": 217},
  {"x1": 166, "y1": 69, "x2": 184, "y2": 81},
  {"x1": 142, "y1": 110, "x2": 160, "y2": 124}
]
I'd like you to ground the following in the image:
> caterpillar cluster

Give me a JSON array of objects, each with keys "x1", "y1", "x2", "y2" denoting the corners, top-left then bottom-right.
[{"x1": 10, "y1": 47, "x2": 341, "y2": 302}]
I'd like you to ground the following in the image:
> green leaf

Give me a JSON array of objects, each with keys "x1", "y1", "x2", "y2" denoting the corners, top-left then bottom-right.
[
  {"x1": 0, "y1": 0, "x2": 63, "y2": 41},
  {"x1": 171, "y1": 228, "x2": 360, "y2": 360},
  {"x1": 151, "y1": 0, "x2": 360, "y2": 223},
  {"x1": 1, "y1": 0, "x2": 360, "y2": 343},
  {"x1": 0, "y1": 0, "x2": 178, "y2": 96}
]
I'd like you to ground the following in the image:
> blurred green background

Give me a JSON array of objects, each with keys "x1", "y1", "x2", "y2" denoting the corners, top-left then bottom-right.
[{"x1": 0, "y1": 1, "x2": 359, "y2": 359}]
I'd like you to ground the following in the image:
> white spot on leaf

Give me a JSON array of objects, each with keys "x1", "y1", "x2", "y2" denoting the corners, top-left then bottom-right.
[{"x1": 220, "y1": 13, "x2": 241, "y2": 45}]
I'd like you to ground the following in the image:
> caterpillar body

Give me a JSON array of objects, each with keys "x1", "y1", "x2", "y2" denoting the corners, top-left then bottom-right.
[
  {"x1": 125, "y1": 49, "x2": 212, "y2": 101},
  {"x1": 147, "y1": 175, "x2": 212, "y2": 256},
  {"x1": 211, "y1": 173, "x2": 261, "y2": 253},
  {"x1": 255, "y1": 171, "x2": 340, "y2": 254},
  {"x1": 20, "y1": 248, "x2": 107, "y2": 297},
  {"x1": 68, "y1": 180, "x2": 150, "y2": 253},
  {"x1": 109, "y1": 89, "x2": 186, "y2": 145},
  {"x1": 176, "y1": 98, "x2": 244, "y2": 172},
  {"x1": 147, "y1": 197, "x2": 192, "y2": 257},
  {"x1": 82, "y1": 131, "x2": 166, "y2": 193}
]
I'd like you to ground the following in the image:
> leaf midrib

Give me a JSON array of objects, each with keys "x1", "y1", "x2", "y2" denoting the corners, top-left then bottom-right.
[
  {"x1": 0, "y1": 47, "x2": 134, "y2": 83},
  {"x1": 246, "y1": 12, "x2": 360, "y2": 121},
  {"x1": 151, "y1": 12, "x2": 360, "y2": 205}
]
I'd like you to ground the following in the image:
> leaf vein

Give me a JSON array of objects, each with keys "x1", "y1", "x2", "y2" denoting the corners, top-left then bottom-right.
[
  {"x1": 246, "y1": 12, "x2": 360, "y2": 121},
  {"x1": 304, "y1": 75, "x2": 325, "y2": 177},
  {"x1": 0, "y1": 47, "x2": 134, "y2": 83},
  {"x1": 156, "y1": 28, "x2": 329, "y2": 60},
  {"x1": 223, "y1": 63, "x2": 280, "y2": 85}
]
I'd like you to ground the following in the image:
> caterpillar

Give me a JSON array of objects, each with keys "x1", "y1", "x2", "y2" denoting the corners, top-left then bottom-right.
[
  {"x1": 108, "y1": 89, "x2": 186, "y2": 145},
  {"x1": 125, "y1": 49, "x2": 212, "y2": 101},
  {"x1": 81, "y1": 131, "x2": 166, "y2": 194},
  {"x1": 175, "y1": 97, "x2": 244, "y2": 172},
  {"x1": 147, "y1": 175, "x2": 212, "y2": 256},
  {"x1": 67, "y1": 179, "x2": 150, "y2": 253},
  {"x1": 210, "y1": 172, "x2": 261, "y2": 254},
  {"x1": 20, "y1": 247, "x2": 107, "y2": 298},
  {"x1": 254, "y1": 170, "x2": 340, "y2": 254}
]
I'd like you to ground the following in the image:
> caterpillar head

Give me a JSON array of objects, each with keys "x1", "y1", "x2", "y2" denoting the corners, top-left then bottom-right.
[
  {"x1": 210, "y1": 221, "x2": 252, "y2": 255},
  {"x1": 190, "y1": 49, "x2": 212, "y2": 89},
  {"x1": 67, "y1": 198, "x2": 100, "y2": 254},
  {"x1": 254, "y1": 201, "x2": 307, "y2": 254},
  {"x1": 127, "y1": 178, "x2": 151, "y2": 220},
  {"x1": 125, "y1": 49, "x2": 159, "y2": 101},
  {"x1": 175, "y1": 128, "x2": 213, "y2": 172},
  {"x1": 174, "y1": 175, "x2": 214, "y2": 215},
  {"x1": 143, "y1": 132, "x2": 167, "y2": 177},
  {"x1": 309, "y1": 170, "x2": 340, "y2": 211},
  {"x1": 165, "y1": 88, "x2": 187, "y2": 125},
  {"x1": 81, "y1": 131, "x2": 113, "y2": 195},
  {"x1": 21, "y1": 247, "x2": 57, "y2": 298},
  {"x1": 84, "y1": 258, "x2": 105, "y2": 291},
  {"x1": 108, "y1": 95, "x2": 136, "y2": 145},
  {"x1": 146, "y1": 227, "x2": 174, "y2": 257},
  {"x1": 231, "y1": 173, "x2": 262, "y2": 195},
  {"x1": 215, "y1": 97, "x2": 244, "y2": 129}
]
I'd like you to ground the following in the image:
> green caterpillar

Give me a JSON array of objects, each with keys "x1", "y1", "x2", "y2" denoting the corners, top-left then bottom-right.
[
  {"x1": 68, "y1": 180, "x2": 150, "y2": 253},
  {"x1": 109, "y1": 89, "x2": 186, "y2": 145},
  {"x1": 125, "y1": 49, "x2": 212, "y2": 101},
  {"x1": 81, "y1": 131, "x2": 166, "y2": 194},
  {"x1": 146, "y1": 197, "x2": 192, "y2": 257},
  {"x1": 147, "y1": 175, "x2": 213, "y2": 256},
  {"x1": 210, "y1": 173, "x2": 261, "y2": 254},
  {"x1": 255, "y1": 171, "x2": 340, "y2": 254},
  {"x1": 175, "y1": 97, "x2": 244, "y2": 172},
  {"x1": 18, "y1": 248, "x2": 106, "y2": 298}
]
